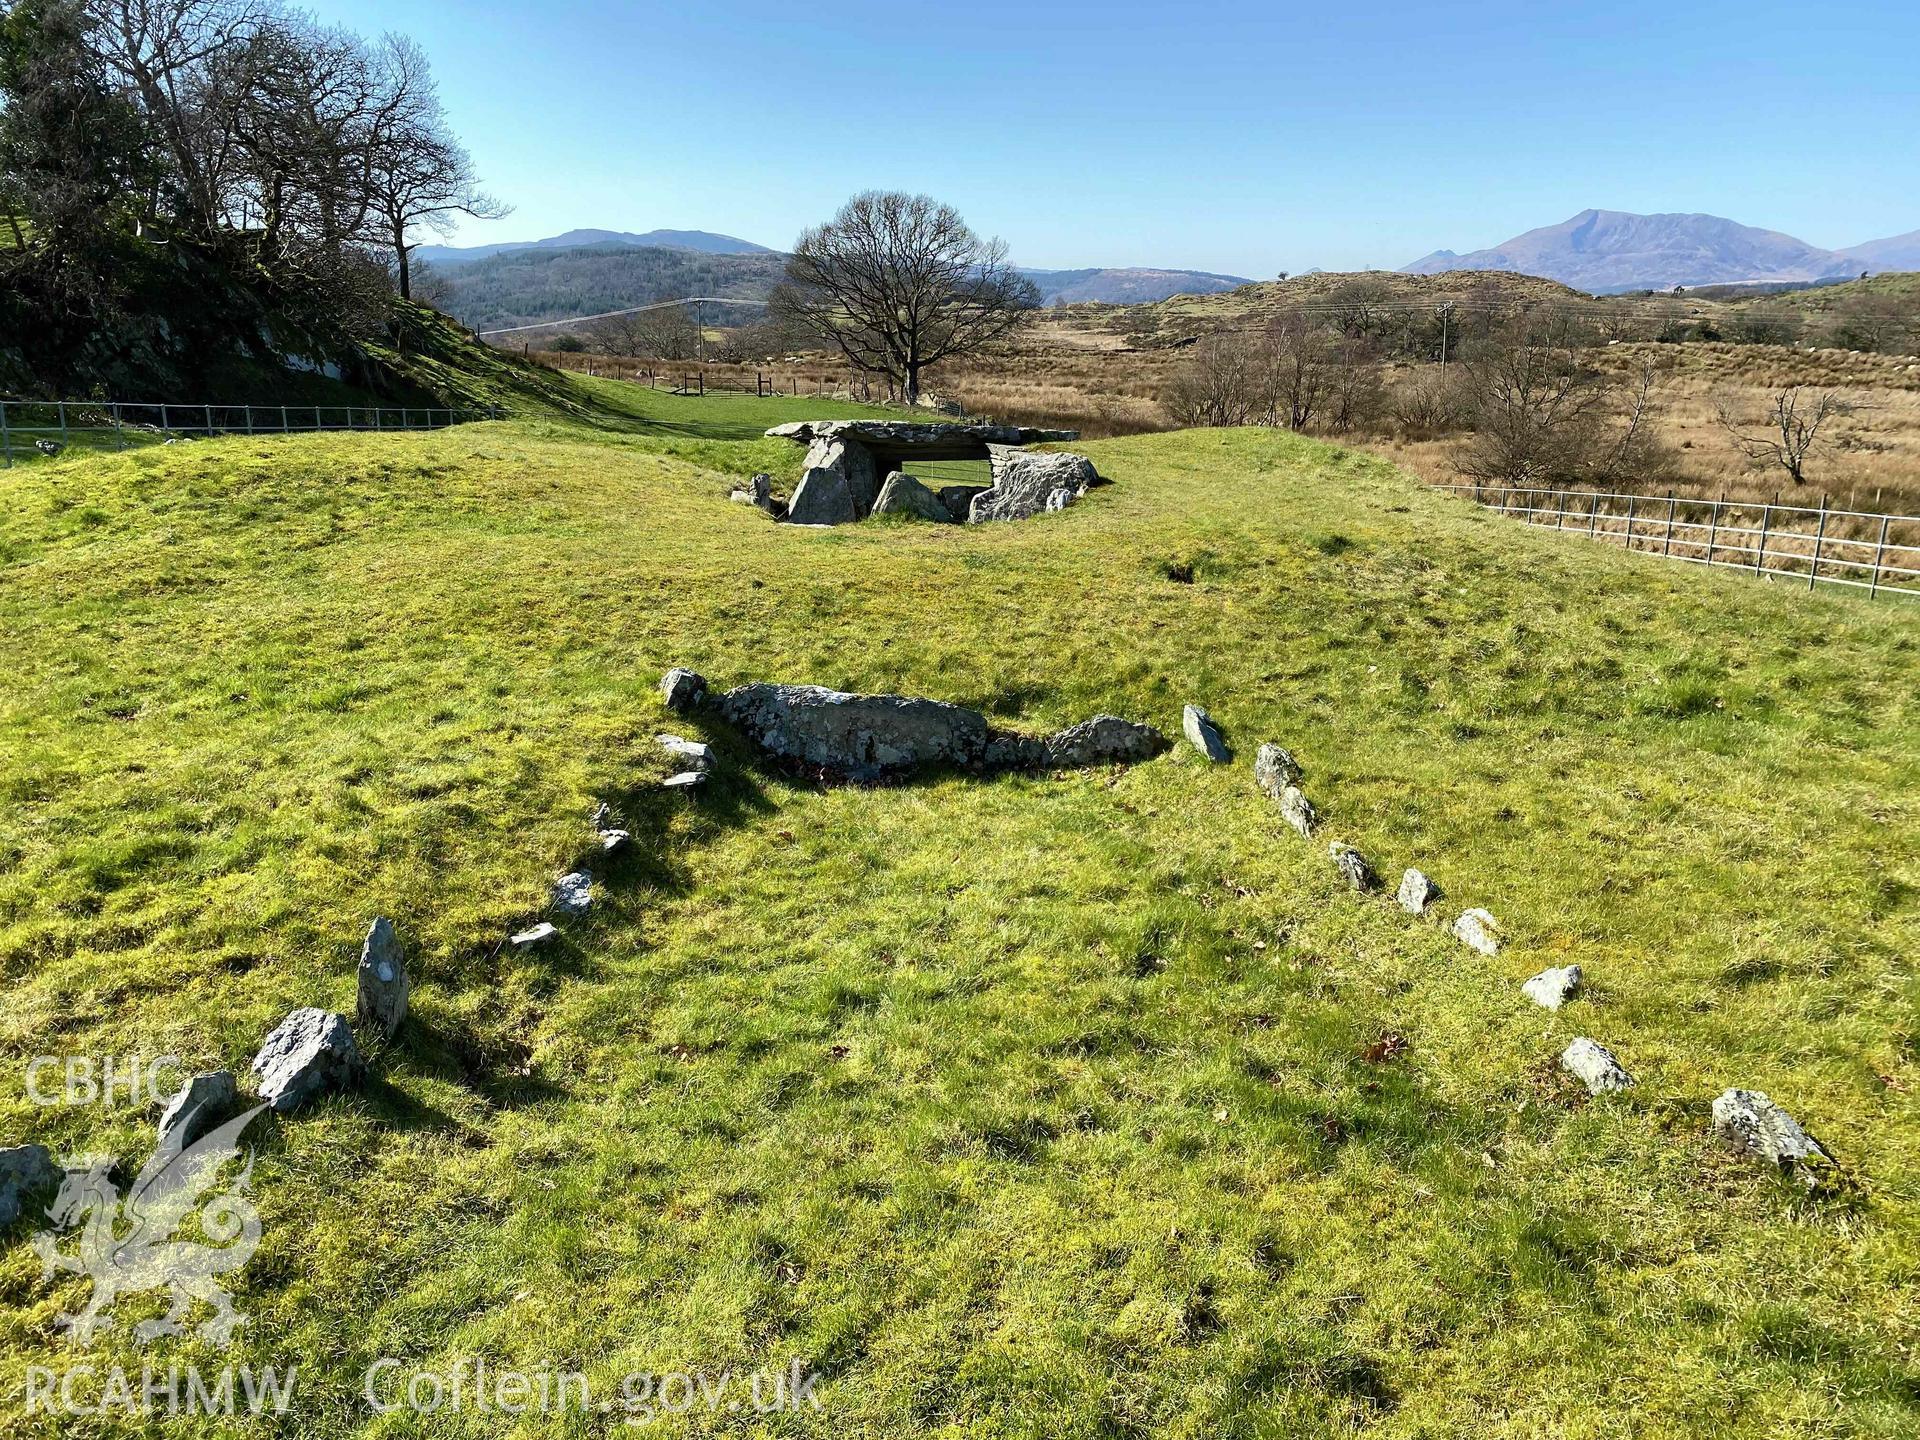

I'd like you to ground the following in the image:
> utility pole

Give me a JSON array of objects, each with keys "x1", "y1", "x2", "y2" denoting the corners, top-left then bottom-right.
[
  {"x1": 1438, "y1": 303, "x2": 1454, "y2": 368},
  {"x1": 694, "y1": 300, "x2": 704, "y2": 364}
]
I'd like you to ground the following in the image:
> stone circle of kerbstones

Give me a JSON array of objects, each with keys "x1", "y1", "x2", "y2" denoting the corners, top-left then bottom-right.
[
  {"x1": 1453, "y1": 908, "x2": 1501, "y2": 955},
  {"x1": 1560, "y1": 1037, "x2": 1632, "y2": 1095},
  {"x1": 251, "y1": 1008, "x2": 365, "y2": 1113},
  {"x1": 1253, "y1": 743, "x2": 1301, "y2": 800},
  {"x1": 1328, "y1": 842, "x2": 1376, "y2": 893},
  {"x1": 553, "y1": 871, "x2": 593, "y2": 916}
]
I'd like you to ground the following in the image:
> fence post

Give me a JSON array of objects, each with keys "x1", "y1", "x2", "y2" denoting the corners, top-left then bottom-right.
[
  {"x1": 1755, "y1": 500, "x2": 1772, "y2": 574},
  {"x1": 1624, "y1": 492, "x2": 1636, "y2": 551},
  {"x1": 58, "y1": 401, "x2": 70, "y2": 447},
  {"x1": 1588, "y1": 492, "x2": 1599, "y2": 536},
  {"x1": 1664, "y1": 491, "x2": 1676, "y2": 557},
  {"x1": 0, "y1": 401, "x2": 12, "y2": 467},
  {"x1": 1807, "y1": 496, "x2": 1827, "y2": 591},
  {"x1": 315, "y1": 406, "x2": 323, "y2": 432},
  {"x1": 244, "y1": 405, "x2": 255, "y2": 436},
  {"x1": 204, "y1": 403, "x2": 214, "y2": 436},
  {"x1": 112, "y1": 402, "x2": 125, "y2": 451},
  {"x1": 281, "y1": 406, "x2": 289, "y2": 433},
  {"x1": 1869, "y1": 514, "x2": 1891, "y2": 599},
  {"x1": 1705, "y1": 495, "x2": 1722, "y2": 566},
  {"x1": 160, "y1": 403, "x2": 170, "y2": 434}
]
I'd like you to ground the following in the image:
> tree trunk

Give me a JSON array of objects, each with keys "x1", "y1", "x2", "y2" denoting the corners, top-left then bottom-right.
[
  {"x1": 904, "y1": 361, "x2": 921, "y2": 407},
  {"x1": 394, "y1": 225, "x2": 412, "y2": 301}
]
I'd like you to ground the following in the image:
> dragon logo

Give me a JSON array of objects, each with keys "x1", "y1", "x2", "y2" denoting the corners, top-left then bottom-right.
[{"x1": 32, "y1": 1105, "x2": 268, "y2": 1349}]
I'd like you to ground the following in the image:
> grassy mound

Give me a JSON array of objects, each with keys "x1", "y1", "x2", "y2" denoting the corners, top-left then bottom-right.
[{"x1": 1, "y1": 387, "x2": 1915, "y2": 1437}]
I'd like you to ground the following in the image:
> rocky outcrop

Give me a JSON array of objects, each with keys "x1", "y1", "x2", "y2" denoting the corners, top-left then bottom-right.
[
  {"x1": 1396, "y1": 869, "x2": 1439, "y2": 914},
  {"x1": 785, "y1": 467, "x2": 857, "y2": 526},
  {"x1": 1711, "y1": 1089, "x2": 1834, "y2": 1179},
  {"x1": 1182, "y1": 705, "x2": 1230, "y2": 762},
  {"x1": 0, "y1": 1144, "x2": 60, "y2": 1228},
  {"x1": 1522, "y1": 964, "x2": 1582, "y2": 1010},
  {"x1": 1560, "y1": 1037, "x2": 1632, "y2": 1095},
  {"x1": 969, "y1": 448, "x2": 1101, "y2": 523},
  {"x1": 872, "y1": 471, "x2": 953, "y2": 522},
  {"x1": 251, "y1": 1009, "x2": 364, "y2": 1113},
  {"x1": 355, "y1": 917, "x2": 410, "y2": 1037}
]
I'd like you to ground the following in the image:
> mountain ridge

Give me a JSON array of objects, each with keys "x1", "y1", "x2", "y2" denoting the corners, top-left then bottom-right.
[{"x1": 1403, "y1": 209, "x2": 1915, "y2": 293}]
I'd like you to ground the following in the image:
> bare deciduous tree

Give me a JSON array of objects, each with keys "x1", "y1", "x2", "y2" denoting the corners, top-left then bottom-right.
[
  {"x1": 1715, "y1": 387, "x2": 1856, "y2": 487},
  {"x1": 587, "y1": 303, "x2": 697, "y2": 361},
  {"x1": 771, "y1": 191, "x2": 1039, "y2": 405}
]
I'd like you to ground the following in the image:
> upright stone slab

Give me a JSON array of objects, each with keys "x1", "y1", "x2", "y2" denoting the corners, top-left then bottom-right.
[
  {"x1": 251, "y1": 1009, "x2": 364, "y2": 1113},
  {"x1": 156, "y1": 1071, "x2": 238, "y2": 1152},
  {"x1": 970, "y1": 449, "x2": 1101, "y2": 523},
  {"x1": 872, "y1": 471, "x2": 953, "y2": 522},
  {"x1": 661, "y1": 668, "x2": 707, "y2": 713},
  {"x1": 355, "y1": 916, "x2": 410, "y2": 1037},
  {"x1": 1522, "y1": 964, "x2": 1582, "y2": 1010},
  {"x1": 0, "y1": 1144, "x2": 60, "y2": 1228},
  {"x1": 1396, "y1": 869, "x2": 1439, "y2": 914},
  {"x1": 801, "y1": 437, "x2": 879, "y2": 516},
  {"x1": 1278, "y1": 786, "x2": 1316, "y2": 839},
  {"x1": 1182, "y1": 705, "x2": 1230, "y2": 763},
  {"x1": 785, "y1": 467, "x2": 857, "y2": 526},
  {"x1": 1453, "y1": 908, "x2": 1502, "y2": 955},
  {"x1": 1253, "y1": 743, "x2": 1301, "y2": 800},
  {"x1": 1329, "y1": 842, "x2": 1377, "y2": 893}
]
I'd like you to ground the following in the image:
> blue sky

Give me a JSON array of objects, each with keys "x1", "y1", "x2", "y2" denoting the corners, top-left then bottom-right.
[{"x1": 310, "y1": 0, "x2": 1919, "y2": 275}]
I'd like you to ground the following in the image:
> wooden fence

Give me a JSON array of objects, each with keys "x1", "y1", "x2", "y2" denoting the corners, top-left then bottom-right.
[{"x1": 1433, "y1": 483, "x2": 1920, "y2": 600}]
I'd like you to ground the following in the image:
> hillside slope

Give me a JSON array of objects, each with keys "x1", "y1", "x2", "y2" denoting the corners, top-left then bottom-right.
[{"x1": 1, "y1": 407, "x2": 1915, "y2": 1437}]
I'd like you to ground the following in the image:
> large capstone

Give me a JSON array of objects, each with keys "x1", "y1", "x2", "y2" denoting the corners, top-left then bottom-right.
[
  {"x1": 785, "y1": 467, "x2": 857, "y2": 526},
  {"x1": 1711, "y1": 1089, "x2": 1834, "y2": 1178},
  {"x1": 970, "y1": 448, "x2": 1102, "y2": 523},
  {"x1": 718, "y1": 683, "x2": 991, "y2": 780},
  {"x1": 1560, "y1": 1037, "x2": 1632, "y2": 1095},
  {"x1": 156, "y1": 1071, "x2": 238, "y2": 1152},
  {"x1": 1182, "y1": 705, "x2": 1231, "y2": 763},
  {"x1": 355, "y1": 916, "x2": 410, "y2": 1037},
  {"x1": 251, "y1": 1008, "x2": 364, "y2": 1113},
  {"x1": 0, "y1": 1144, "x2": 60, "y2": 1228}
]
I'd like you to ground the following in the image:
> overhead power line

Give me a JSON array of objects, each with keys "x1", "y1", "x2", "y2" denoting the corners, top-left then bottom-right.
[{"x1": 476, "y1": 295, "x2": 769, "y2": 338}]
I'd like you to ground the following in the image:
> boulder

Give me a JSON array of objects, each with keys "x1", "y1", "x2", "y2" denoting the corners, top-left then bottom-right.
[
  {"x1": 1037, "y1": 715, "x2": 1170, "y2": 768},
  {"x1": 660, "y1": 668, "x2": 707, "y2": 713},
  {"x1": 156, "y1": 1071, "x2": 238, "y2": 1153},
  {"x1": 657, "y1": 734, "x2": 714, "y2": 771},
  {"x1": 938, "y1": 485, "x2": 989, "y2": 522},
  {"x1": 553, "y1": 871, "x2": 593, "y2": 916},
  {"x1": 250, "y1": 1009, "x2": 364, "y2": 1114},
  {"x1": 785, "y1": 467, "x2": 857, "y2": 526},
  {"x1": 718, "y1": 682, "x2": 991, "y2": 780},
  {"x1": 730, "y1": 473, "x2": 773, "y2": 510},
  {"x1": 1711, "y1": 1089, "x2": 1834, "y2": 1178},
  {"x1": 1253, "y1": 743, "x2": 1301, "y2": 799},
  {"x1": 510, "y1": 922, "x2": 557, "y2": 948},
  {"x1": 800, "y1": 438, "x2": 880, "y2": 515},
  {"x1": 969, "y1": 448, "x2": 1101, "y2": 523},
  {"x1": 1560, "y1": 1037, "x2": 1632, "y2": 1095},
  {"x1": 1396, "y1": 869, "x2": 1440, "y2": 915},
  {"x1": 1277, "y1": 785, "x2": 1316, "y2": 839},
  {"x1": 1329, "y1": 842, "x2": 1376, "y2": 893},
  {"x1": 1182, "y1": 705, "x2": 1230, "y2": 763},
  {"x1": 0, "y1": 1144, "x2": 60, "y2": 1228},
  {"x1": 1521, "y1": 964, "x2": 1582, "y2": 1010},
  {"x1": 1452, "y1": 908, "x2": 1501, "y2": 955},
  {"x1": 355, "y1": 916, "x2": 410, "y2": 1037},
  {"x1": 871, "y1": 471, "x2": 953, "y2": 522}
]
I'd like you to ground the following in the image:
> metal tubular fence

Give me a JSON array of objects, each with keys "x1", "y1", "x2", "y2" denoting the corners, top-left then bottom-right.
[
  {"x1": 0, "y1": 398, "x2": 503, "y2": 467},
  {"x1": 1433, "y1": 483, "x2": 1920, "y2": 601}
]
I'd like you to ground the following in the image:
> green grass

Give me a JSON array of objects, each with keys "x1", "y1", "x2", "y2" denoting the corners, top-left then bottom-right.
[{"x1": 1, "y1": 384, "x2": 1917, "y2": 1438}]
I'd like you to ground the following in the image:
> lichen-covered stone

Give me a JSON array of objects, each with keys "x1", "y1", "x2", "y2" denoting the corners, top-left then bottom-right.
[
  {"x1": 1182, "y1": 705, "x2": 1230, "y2": 763},
  {"x1": 871, "y1": 471, "x2": 954, "y2": 522},
  {"x1": 1711, "y1": 1089, "x2": 1834, "y2": 1178},
  {"x1": 156, "y1": 1071, "x2": 238, "y2": 1152},
  {"x1": 1453, "y1": 908, "x2": 1502, "y2": 955},
  {"x1": 250, "y1": 1009, "x2": 364, "y2": 1114},
  {"x1": 355, "y1": 916, "x2": 410, "y2": 1037},
  {"x1": 1522, "y1": 964, "x2": 1582, "y2": 1010},
  {"x1": 660, "y1": 668, "x2": 707, "y2": 712},
  {"x1": 1397, "y1": 869, "x2": 1439, "y2": 914},
  {"x1": 1253, "y1": 743, "x2": 1301, "y2": 799},
  {"x1": 1278, "y1": 785, "x2": 1316, "y2": 839},
  {"x1": 1560, "y1": 1037, "x2": 1632, "y2": 1095},
  {"x1": 1329, "y1": 842, "x2": 1376, "y2": 893}
]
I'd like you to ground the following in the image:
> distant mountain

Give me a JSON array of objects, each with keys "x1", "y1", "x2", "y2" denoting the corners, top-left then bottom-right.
[
  {"x1": 435, "y1": 243, "x2": 784, "y2": 332},
  {"x1": 1019, "y1": 266, "x2": 1251, "y2": 305},
  {"x1": 1837, "y1": 229, "x2": 1920, "y2": 272},
  {"x1": 416, "y1": 228, "x2": 774, "y2": 268},
  {"x1": 1402, "y1": 209, "x2": 1878, "y2": 293}
]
